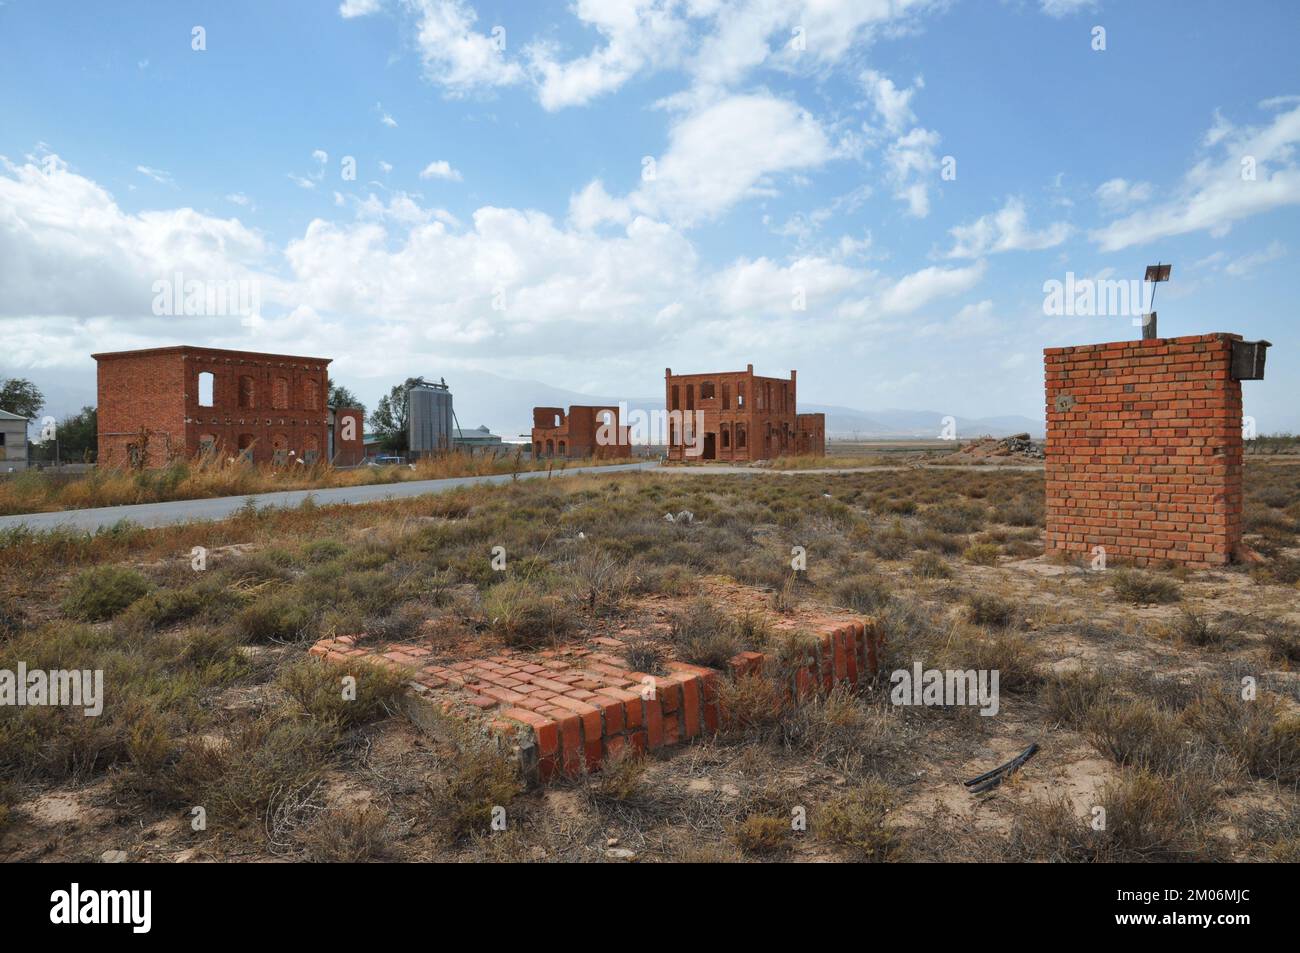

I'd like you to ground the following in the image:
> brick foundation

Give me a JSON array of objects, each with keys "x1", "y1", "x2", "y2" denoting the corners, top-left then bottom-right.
[
  {"x1": 311, "y1": 621, "x2": 882, "y2": 783},
  {"x1": 1043, "y1": 333, "x2": 1244, "y2": 568}
]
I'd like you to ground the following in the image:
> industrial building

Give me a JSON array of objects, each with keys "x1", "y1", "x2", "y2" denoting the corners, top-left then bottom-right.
[
  {"x1": 664, "y1": 365, "x2": 825, "y2": 462},
  {"x1": 407, "y1": 379, "x2": 454, "y2": 457},
  {"x1": 0, "y1": 408, "x2": 29, "y2": 472}
]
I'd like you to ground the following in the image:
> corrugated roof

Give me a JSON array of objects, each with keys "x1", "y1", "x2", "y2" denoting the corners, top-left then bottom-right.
[{"x1": 0, "y1": 408, "x2": 30, "y2": 422}]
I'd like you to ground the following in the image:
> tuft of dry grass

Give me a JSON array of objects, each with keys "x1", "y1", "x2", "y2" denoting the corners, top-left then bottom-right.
[{"x1": 1110, "y1": 569, "x2": 1181, "y2": 605}]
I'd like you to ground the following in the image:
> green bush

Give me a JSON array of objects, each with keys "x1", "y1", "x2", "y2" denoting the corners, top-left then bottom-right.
[{"x1": 62, "y1": 566, "x2": 152, "y2": 621}]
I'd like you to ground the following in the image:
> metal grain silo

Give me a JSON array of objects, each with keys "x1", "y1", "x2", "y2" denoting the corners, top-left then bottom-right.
[{"x1": 408, "y1": 379, "x2": 454, "y2": 456}]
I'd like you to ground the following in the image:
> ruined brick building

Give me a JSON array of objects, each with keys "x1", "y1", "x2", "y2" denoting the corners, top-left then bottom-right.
[
  {"x1": 94, "y1": 345, "x2": 364, "y2": 468},
  {"x1": 664, "y1": 365, "x2": 825, "y2": 462},
  {"x1": 531, "y1": 406, "x2": 631, "y2": 460}
]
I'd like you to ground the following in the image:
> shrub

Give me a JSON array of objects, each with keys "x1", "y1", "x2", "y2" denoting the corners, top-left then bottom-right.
[
  {"x1": 277, "y1": 657, "x2": 406, "y2": 729},
  {"x1": 425, "y1": 739, "x2": 523, "y2": 843},
  {"x1": 909, "y1": 552, "x2": 952, "y2": 579},
  {"x1": 921, "y1": 501, "x2": 987, "y2": 534},
  {"x1": 717, "y1": 673, "x2": 787, "y2": 734},
  {"x1": 1110, "y1": 569, "x2": 1180, "y2": 605},
  {"x1": 817, "y1": 781, "x2": 900, "y2": 860},
  {"x1": 481, "y1": 579, "x2": 575, "y2": 648},
  {"x1": 962, "y1": 543, "x2": 1000, "y2": 566},
  {"x1": 734, "y1": 814, "x2": 790, "y2": 855},
  {"x1": 965, "y1": 593, "x2": 1015, "y2": 628},
  {"x1": 834, "y1": 573, "x2": 893, "y2": 613},
  {"x1": 235, "y1": 591, "x2": 316, "y2": 642},
  {"x1": 622, "y1": 638, "x2": 667, "y2": 675},
  {"x1": 168, "y1": 715, "x2": 340, "y2": 826},
  {"x1": 1086, "y1": 698, "x2": 1192, "y2": 775},
  {"x1": 668, "y1": 598, "x2": 742, "y2": 668},
  {"x1": 62, "y1": 566, "x2": 152, "y2": 621},
  {"x1": 1041, "y1": 668, "x2": 1108, "y2": 726},
  {"x1": 300, "y1": 806, "x2": 389, "y2": 862}
]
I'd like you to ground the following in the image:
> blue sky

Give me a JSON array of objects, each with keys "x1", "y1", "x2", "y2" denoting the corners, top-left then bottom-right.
[{"x1": 1, "y1": 0, "x2": 1297, "y2": 432}]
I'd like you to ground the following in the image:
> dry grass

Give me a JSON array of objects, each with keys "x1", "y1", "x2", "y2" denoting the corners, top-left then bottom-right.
[{"x1": 2, "y1": 460, "x2": 1297, "y2": 864}]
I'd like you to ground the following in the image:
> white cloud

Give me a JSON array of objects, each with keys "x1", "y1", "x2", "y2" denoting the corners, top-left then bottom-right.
[
  {"x1": 884, "y1": 126, "x2": 941, "y2": 217},
  {"x1": 713, "y1": 255, "x2": 864, "y2": 316},
  {"x1": 527, "y1": 1, "x2": 689, "y2": 111},
  {"x1": 0, "y1": 154, "x2": 268, "y2": 321},
  {"x1": 629, "y1": 93, "x2": 834, "y2": 227},
  {"x1": 946, "y1": 197, "x2": 1072, "y2": 257},
  {"x1": 405, "y1": 0, "x2": 524, "y2": 94},
  {"x1": 1091, "y1": 103, "x2": 1300, "y2": 251},
  {"x1": 860, "y1": 69, "x2": 921, "y2": 135},
  {"x1": 339, "y1": 0, "x2": 381, "y2": 17},
  {"x1": 1039, "y1": 0, "x2": 1096, "y2": 17},
  {"x1": 878, "y1": 262, "x2": 986, "y2": 314},
  {"x1": 361, "y1": 0, "x2": 938, "y2": 109},
  {"x1": 568, "y1": 179, "x2": 632, "y2": 230},
  {"x1": 419, "y1": 160, "x2": 463, "y2": 181},
  {"x1": 135, "y1": 165, "x2": 173, "y2": 185},
  {"x1": 1094, "y1": 177, "x2": 1151, "y2": 212}
]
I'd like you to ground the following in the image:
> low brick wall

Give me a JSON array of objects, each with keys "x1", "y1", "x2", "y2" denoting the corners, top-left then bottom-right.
[
  {"x1": 1043, "y1": 333, "x2": 1244, "y2": 567},
  {"x1": 311, "y1": 621, "x2": 882, "y2": 782}
]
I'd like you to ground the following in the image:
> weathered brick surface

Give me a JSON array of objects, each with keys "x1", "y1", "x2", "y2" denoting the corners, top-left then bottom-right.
[
  {"x1": 310, "y1": 621, "x2": 883, "y2": 783},
  {"x1": 1043, "y1": 333, "x2": 1243, "y2": 568},
  {"x1": 94, "y1": 345, "x2": 334, "y2": 468}
]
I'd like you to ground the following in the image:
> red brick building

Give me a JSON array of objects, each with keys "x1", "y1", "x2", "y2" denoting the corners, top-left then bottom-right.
[
  {"x1": 531, "y1": 406, "x2": 630, "y2": 460},
  {"x1": 94, "y1": 345, "x2": 339, "y2": 468},
  {"x1": 664, "y1": 365, "x2": 824, "y2": 462},
  {"x1": 1044, "y1": 333, "x2": 1247, "y2": 568}
]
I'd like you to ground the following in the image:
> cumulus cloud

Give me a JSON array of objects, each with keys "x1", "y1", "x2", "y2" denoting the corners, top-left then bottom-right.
[
  {"x1": 0, "y1": 154, "x2": 268, "y2": 322},
  {"x1": 339, "y1": 0, "x2": 382, "y2": 17},
  {"x1": 946, "y1": 197, "x2": 1072, "y2": 257},
  {"x1": 1094, "y1": 177, "x2": 1152, "y2": 212},
  {"x1": 877, "y1": 262, "x2": 986, "y2": 314},
  {"x1": 628, "y1": 93, "x2": 834, "y2": 227},
  {"x1": 405, "y1": 0, "x2": 523, "y2": 94},
  {"x1": 419, "y1": 160, "x2": 463, "y2": 181},
  {"x1": 1091, "y1": 102, "x2": 1300, "y2": 251}
]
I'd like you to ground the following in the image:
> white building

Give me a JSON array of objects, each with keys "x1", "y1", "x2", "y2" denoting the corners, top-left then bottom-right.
[{"x1": 0, "y1": 409, "x2": 29, "y2": 472}]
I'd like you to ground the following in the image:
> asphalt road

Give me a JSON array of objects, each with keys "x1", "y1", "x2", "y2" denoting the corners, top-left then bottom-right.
[{"x1": 0, "y1": 461, "x2": 661, "y2": 534}]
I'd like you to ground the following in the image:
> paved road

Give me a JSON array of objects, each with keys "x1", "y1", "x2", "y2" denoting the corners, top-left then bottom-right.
[{"x1": 0, "y1": 461, "x2": 661, "y2": 534}]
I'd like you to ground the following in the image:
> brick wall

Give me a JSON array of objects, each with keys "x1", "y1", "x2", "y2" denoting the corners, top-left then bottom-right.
[
  {"x1": 531, "y1": 405, "x2": 630, "y2": 459},
  {"x1": 1043, "y1": 333, "x2": 1244, "y2": 568}
]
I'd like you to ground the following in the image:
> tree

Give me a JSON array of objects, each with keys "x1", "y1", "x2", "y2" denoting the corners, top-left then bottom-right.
[
  {"x1": 0, "y1": 378, "x2": 44, "y2": 420},
  {"x1": 327, "y1": 379, "x2": 365, "y2": 419},
  {"x1": 37, "y1": 406, "x2": 97, "y2": 462},
  {"x1": 368, "y1": 377, "x2": 423, "y2": 453}
]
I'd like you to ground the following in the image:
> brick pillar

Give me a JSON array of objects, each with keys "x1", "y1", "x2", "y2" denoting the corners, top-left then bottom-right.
[{"x1": 1043, "y1": 333, "x2": 1243, "y2": 568}]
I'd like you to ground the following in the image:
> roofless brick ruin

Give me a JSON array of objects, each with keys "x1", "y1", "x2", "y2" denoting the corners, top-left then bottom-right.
[
  {"x1": 665, "y1": 365, "x2": 824, "y2": 461},
  {"x1": 94, "y1": 346, "x2": 364, "y2": 468},
  {"x1": 1044, "y1": 332, "x2": 1260, "y2": 568}
]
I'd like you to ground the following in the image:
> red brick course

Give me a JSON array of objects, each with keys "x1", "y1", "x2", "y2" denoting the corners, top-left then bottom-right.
[
  {"x1": 310, "y1": 620, "x2": 883, "y2": 783},
  {"x1": 1043, "y1": 333, "x2": 1244, "y2": 568}
]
